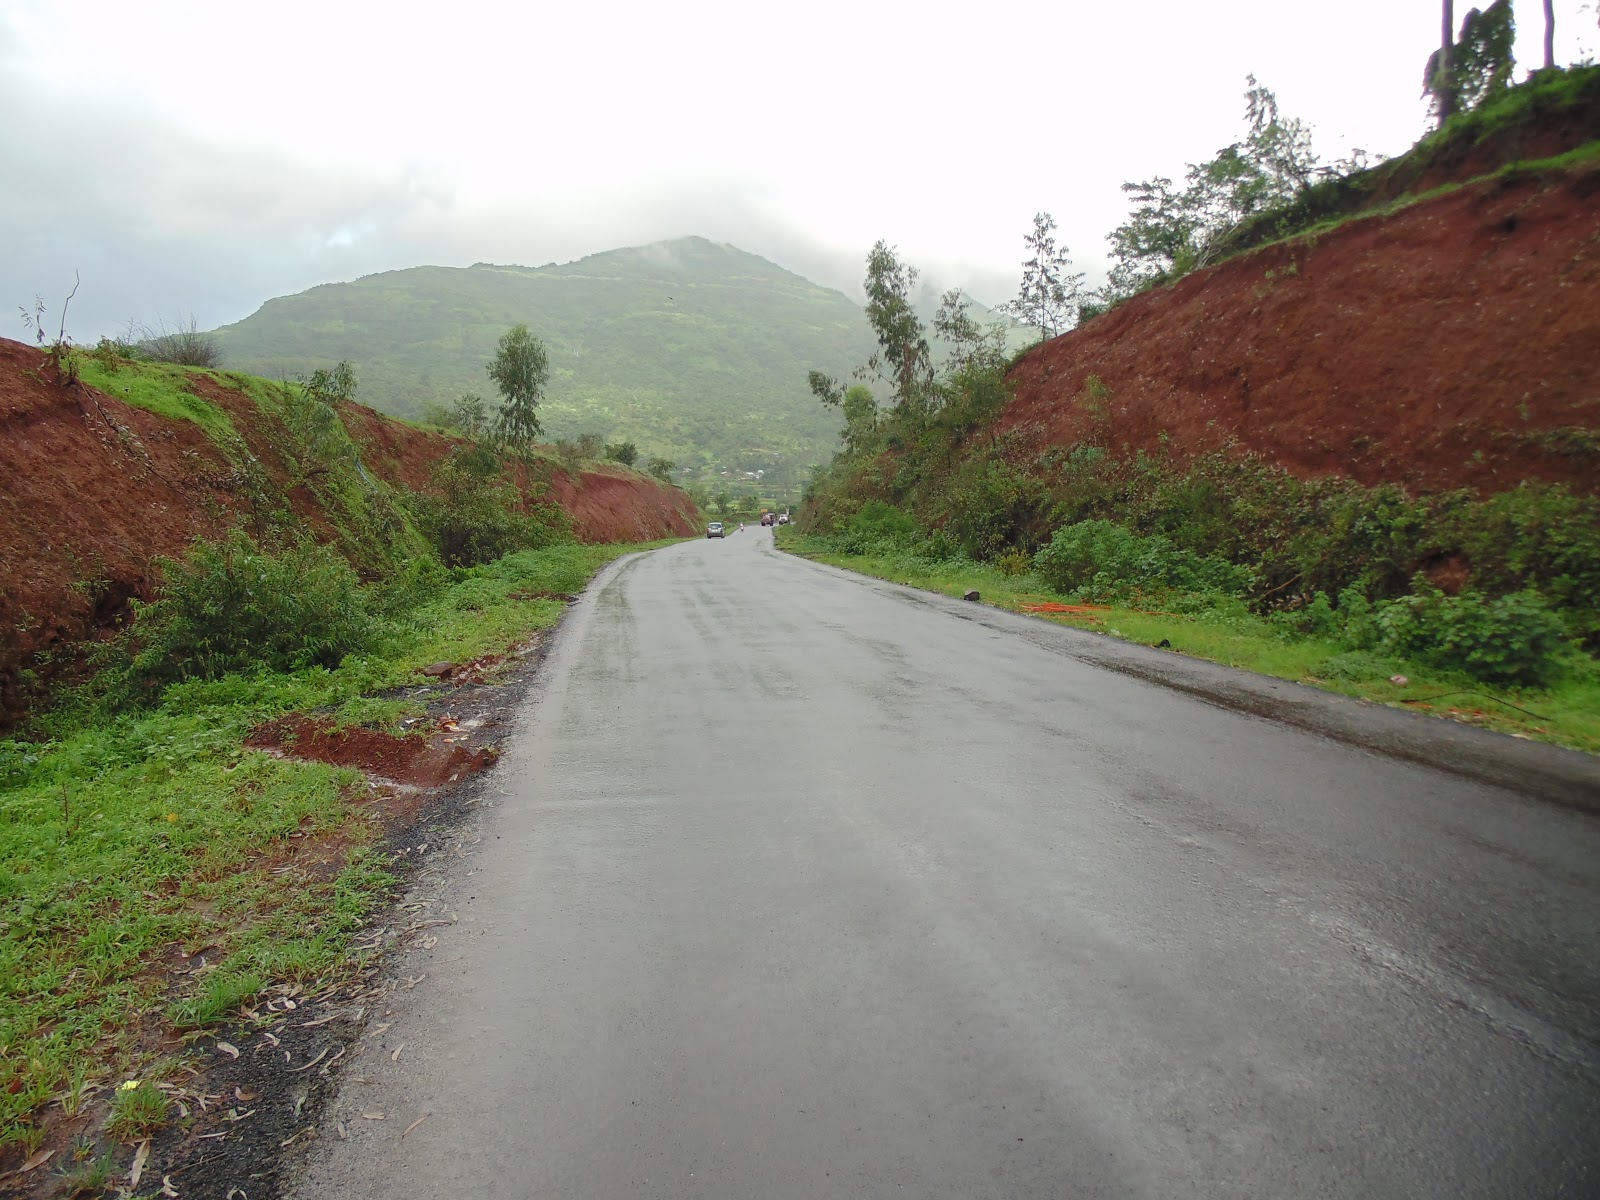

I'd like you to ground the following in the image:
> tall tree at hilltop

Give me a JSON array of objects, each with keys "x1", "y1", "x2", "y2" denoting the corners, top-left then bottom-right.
[
  {"x1": 861, "y1": 241, "x2": 934, "y2": 414},
  {"x1": 488, "y1": 323, "x2": 549, "y2": 460},
  {"x1": 1003, "y1": 213, "x2": 1084, "y2": 344},
  {"x1": 1426, "y1": 0, "x2": 1516, "y2": 124},
  {"x1": 1431, "y1": 1, "x2": 1457, "y2": 126}
]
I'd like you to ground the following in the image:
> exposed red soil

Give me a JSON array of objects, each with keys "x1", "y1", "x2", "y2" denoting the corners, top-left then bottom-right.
[
  {"x1": 245, "y1": 715, "x2": 495, "y2": 789},
  {"x1": 0, "y1": 342, "x2": 697, "y2": 728},
  {"x1": 547, "y1": 464, "x2": 701, "y2": 541},
  {"x1": 999, "y1": 164, "x2": 1600, "y2": 495}
]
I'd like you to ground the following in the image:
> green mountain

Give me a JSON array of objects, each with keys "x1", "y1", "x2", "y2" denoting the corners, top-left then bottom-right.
[
  {"x1": 211, "y1": 237, "x2": 1024, "y2": 501},
  {"x1": 211, "y1": 238, "x2": 887, "y2": 497}
]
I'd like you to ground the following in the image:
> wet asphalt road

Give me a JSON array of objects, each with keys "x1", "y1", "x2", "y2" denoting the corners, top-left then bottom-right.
[{"x1": 294, "y1": 529, "x2": 1600, "y2": 1198}]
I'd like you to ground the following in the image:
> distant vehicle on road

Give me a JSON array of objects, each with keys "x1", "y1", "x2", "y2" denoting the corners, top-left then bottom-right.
[
  {"x1": 760, "y1": 513, "x2": 774, "y2": 526},
  {"x1": 706, "y1": 522, "x2": 725, "y2": 538},
  {"x1": 777, "y1": 513, "x2": 790, "y2": 525}
]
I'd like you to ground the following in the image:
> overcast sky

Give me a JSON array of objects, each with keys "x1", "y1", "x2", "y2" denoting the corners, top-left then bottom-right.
[{"x1": 3, "y1": 0, "x2": 1595, "y2": 339}]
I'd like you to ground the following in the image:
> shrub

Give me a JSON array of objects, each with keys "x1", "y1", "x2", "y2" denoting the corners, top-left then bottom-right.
[
  {"x1": 1034, "y1": 519, "x2": 1254, "y2": 600},
  {"x1": 993, "y1": 548, "x2": 1034, "y2": 577},
  {"x1": 1351, "y1": 583, "x2": 1567, "y2": 688},
  {"x1": 834, "y1": 501, "x2": 920, "y2": 554},
  {"x1": 408, "y1": 453, "x2": 572, "y2": 567},
  {"x1": 604, "y1": 441, "x2": 639, "y2": 466},
  {"x1": 942, "y1": 457, "x2": 1050, "y2": 559},
  {"x1": 115, "y1": 531, "x2": 372, "y2": 704},
  {"x1": 133, "y1": 313, "x2": 222, "y2": 368}
]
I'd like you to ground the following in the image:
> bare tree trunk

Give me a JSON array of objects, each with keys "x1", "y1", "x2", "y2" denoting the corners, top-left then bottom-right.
[
  {"x1": 1438, "y1": 0, "x2": 1457, "y2": 126},
  {"x1": 1543, "y1": 0, "x2": 1555, "y2": 69}
]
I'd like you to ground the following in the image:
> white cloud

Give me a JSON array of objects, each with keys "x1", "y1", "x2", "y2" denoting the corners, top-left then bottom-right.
[{"x1": 2, "y1": 0, "x2": 1593, "y2": 337}]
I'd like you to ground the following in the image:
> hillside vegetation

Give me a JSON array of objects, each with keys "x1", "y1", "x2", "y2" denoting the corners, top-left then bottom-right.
[
  {"x1": 210, "y1": 239, "x2": 871, "y2": 496},
  {"x1": 210, "y1": 238, "x2": 1019, "y2": 504},
  {"x1": 0, "y1": 337, "x2": 696, "y2": 727},
  {"x1": 794, "y1": 67, "x2": 1600, "y2": 752},
  {"x1": 0, "y1": 336, "x2": 695, "y2": 1171}
]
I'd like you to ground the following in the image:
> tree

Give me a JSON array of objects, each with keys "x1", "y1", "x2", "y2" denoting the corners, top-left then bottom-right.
[
  {"x1": 1453, "y1": 1, "x2": 1516, "y2": 108},
  {"x1": 807, "y1": 370, "x2": 844, "y2": 408},
  {"x1": 605, "y1": 440, "x2": 639, "y2": 465},
  {"x1": 1002, "y1": 213, "x2": 1084, "y2": 343},
  {"x1": 1430, "y1": 1, "x2": 1458, "y2": 126},
  {"x1": 839, "y1": 385, "x2": 880, "y2": 456},
  {"x1": 1106, "y1": 176, "x2": 1201, "y2": 297},
  {"x1": 451, "y1": 392, "x2": 491, "y2": 439},
  {"x1": 1425, "y1": 0, "x2": 1515, "y2": 124},
  {"x1": 713, "y1": 488, "x2": 732, "y2": 517},
  {"x1": 487, "y1": 323, "x2": 549, "y2": 459},
  {"x1": 861, "y1": 241, "x2": 934, "y2": 413},
  {"x1": 934, "y1": 289, "x2": 1006, "y2": 372},
  {"x1": 1105, "y1": 77, "x2": 1319, "y2": 298},
  {"x1": 646, "y1": 456, "x2": 676, "y2": 483}
]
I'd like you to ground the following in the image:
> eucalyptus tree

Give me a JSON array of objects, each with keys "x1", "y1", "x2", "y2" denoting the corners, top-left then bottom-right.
[
  {"x1": 1003, "y1": 212, "x2": 1085, "y2": 344},
  {"x1": 487, "y1": 323, "x2": 549, "y2": 459}
]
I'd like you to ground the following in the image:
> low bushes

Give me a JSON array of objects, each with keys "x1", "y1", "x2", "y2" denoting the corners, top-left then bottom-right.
[
  {"x1": 111, "y1": 531, "x2": 373, "y2": 705},
  {"x1": 1343, "y1": 584, "x2": 1569, "y2": 689},
  {"x1": 1034, "y1": 519, "x2": 1255, "y2": 601},
  {"x1": 407, "y1": 453, "x2": 573, "y2": 567}
]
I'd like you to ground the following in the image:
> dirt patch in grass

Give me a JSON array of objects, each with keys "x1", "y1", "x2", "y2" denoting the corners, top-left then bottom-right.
[{"x1": 245, "y1": 718, "x2": 496, "y2": 790}]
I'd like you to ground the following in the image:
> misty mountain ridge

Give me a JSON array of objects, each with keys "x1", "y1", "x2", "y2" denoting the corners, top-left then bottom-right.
[{"x1": 210, "y1": 237, "x2": 1018, "y2": 493}]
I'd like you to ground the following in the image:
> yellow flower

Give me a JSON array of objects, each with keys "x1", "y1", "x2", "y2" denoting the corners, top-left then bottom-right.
[
  {"x1": 119, "y1": 1079, "x2": 141, "y2": 1091},
  {"x1": 166, "y1": 813, "x2": 179, "y2": 823}
]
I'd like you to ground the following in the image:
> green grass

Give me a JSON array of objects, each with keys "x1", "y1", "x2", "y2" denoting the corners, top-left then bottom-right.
[
  {"x1": 75, "y1": 358, "x2": 244, "y2": 448},
  {"x1": 779, "y1": 530, "x2": 1600, "y2": 755},
  {"x1": 0, "y1": 539, "x2": 671, "y2": 1153}
]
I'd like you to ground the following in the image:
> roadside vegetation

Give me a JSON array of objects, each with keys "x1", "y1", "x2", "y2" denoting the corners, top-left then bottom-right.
[
  {"x1": 0, "y1": 328, "x2": 686, "y2": 1170},
  {"x1": 788, "y1": 54, "x2": 1600, "y2": 756}
]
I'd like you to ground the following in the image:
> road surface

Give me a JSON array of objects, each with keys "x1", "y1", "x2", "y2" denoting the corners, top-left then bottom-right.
[{"x1": 293, "y1": 529, "x2": 1600, "y2": 1198}]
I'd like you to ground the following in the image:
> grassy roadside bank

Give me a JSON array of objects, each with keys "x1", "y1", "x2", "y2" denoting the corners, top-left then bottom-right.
[
  {"x1": 0, "y1": 539, "x2": 674, "y2": 1167},
  {"x1": 777, "y1": 528, "x2": 1600, "y2": 756}
]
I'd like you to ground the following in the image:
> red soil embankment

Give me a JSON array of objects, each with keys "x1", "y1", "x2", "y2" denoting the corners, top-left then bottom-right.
[
  {"x1": 999, "y1": 165, "x2": 1600, "y2": 495},
  {"x1": 0, "y1": 341, "x2": 697, "y2": 726}
]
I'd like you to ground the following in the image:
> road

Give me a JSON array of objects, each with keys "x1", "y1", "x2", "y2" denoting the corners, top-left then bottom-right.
[{"x1": 293, "y1": 529, "x2": 1600, "y2": 1199}]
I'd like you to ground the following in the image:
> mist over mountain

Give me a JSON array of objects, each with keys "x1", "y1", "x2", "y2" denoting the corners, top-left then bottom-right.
[{"x1": 211, "y1": 237, "x2": 1015, "y2": 495}]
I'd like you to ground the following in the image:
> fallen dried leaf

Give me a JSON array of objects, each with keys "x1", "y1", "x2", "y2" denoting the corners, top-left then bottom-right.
[
  {"x1": 223, "y1": 1107, "x2": 256, "y2": 1122},
  {"x1": 17, "y1": 1147, "x2": 54, "y2": 1173},
  {"x1": 287, "y1": 1047, "x2": 329, "y2": 1074},
  {"x1": 234, "y1": 1086, "x2": 258, "y2": 1102},
  {"x1": 401, "y1": 1112, "x2": 432, "y2": 1138},
  {"x1": 162, "y1": 1175, "x2": 180, "y2": 1197},
  {"x1": 361, "y1": 1111, "x2": 385, "y2": 1120},
  {"x1": 300, "y1": 1012, "x2": 340, "y2": 1028},
  {"x1": 130, "y1": 1139, "x2": 150, "y2": 1188},
  {"x1": 336, "y1": 1121, "x2": 348, "y2": 1140},
  {"x1": 391, "y1": 1043, "x2": 406, "y2": 1062},
  {"x1": 215, "y1": 1041, "x2": 240, "y2": 1059}
]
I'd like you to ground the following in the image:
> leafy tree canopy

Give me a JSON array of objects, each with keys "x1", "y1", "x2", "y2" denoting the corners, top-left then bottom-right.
[{"x1": 488, "y1": 323, "x2": 549, "y2": 458}]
